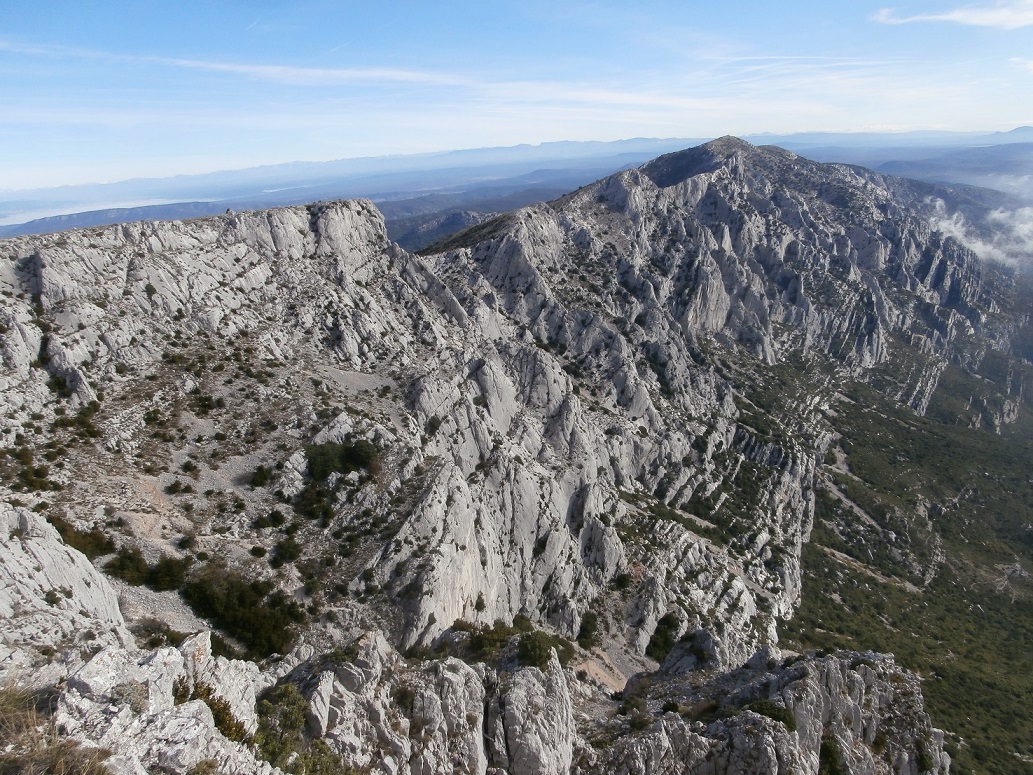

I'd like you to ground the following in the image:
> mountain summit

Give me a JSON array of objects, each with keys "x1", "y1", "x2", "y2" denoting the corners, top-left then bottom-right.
[{"x1": 3, "y1": 138, "x2": 1030, "y2": 773}]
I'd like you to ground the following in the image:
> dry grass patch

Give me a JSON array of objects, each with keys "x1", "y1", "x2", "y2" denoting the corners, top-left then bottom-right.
[{"x1": 0, "y1": 684, "x2": 110, "y2": 774}]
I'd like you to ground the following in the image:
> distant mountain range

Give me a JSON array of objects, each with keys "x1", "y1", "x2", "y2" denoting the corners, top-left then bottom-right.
[{"x1": 2, "y1": 128, "x2": 1032, "y2": 242}]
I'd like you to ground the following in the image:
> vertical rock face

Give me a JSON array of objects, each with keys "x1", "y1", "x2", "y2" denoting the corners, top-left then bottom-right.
[
  {"x1": 498, "y1": 654, "x2": 574, "y2": 774},
  {"x1": 4, "y1": 137, "x2": 1021, "y2": 771},
  {"x1": 0, "y1": 505, "x2": 131, "y2": 685}
]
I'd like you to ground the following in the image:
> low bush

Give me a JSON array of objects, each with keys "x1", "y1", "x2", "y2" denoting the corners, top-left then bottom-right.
[
  {"x1": 252, "y1": 465, "x2": 273, "y2": 487},
  {"x1": 271, "y1": 537, "x2": 302, "y2": 567},
  {"x1": 305, "y1": 440, "x2": 379, "y2": 480},
  {"x1": 104, "y1": 547, "x2": 149, "y2": 585},
  {"x1": 47, "y1": 515, "x2": 114, "y2": 559},
  {"x1": 517, "y1": 630, "x2": 575, "y2": 669},
  {"x1": 173, "y1": 679, "x2": 247, "y2": 742},
  {"x1": 190, "y1": 682, "x2": 248, "y2": 742},
  {"x1": 468, "y1": 620, "x2": 517, "y2": 662},
  {"x1": 104, "y1": 547, "x2": 192, "y2": 591},
  {"x1": 131, "y1": 617, "x2": 188, "y2": 649},
  {"x1": 254, "y1": 683, "x2": 356, "y2": 773},
  {"x1": 50, "y1": 401, "x2": 101, "y2": 438},
  {"x1": 293, "y1": 482, "x2": 333, "y2": 523},
  {"x1": 577, "y1": 610, "x2": 599, "y2": 649},
  {"x1": 747, "y1": 699, "x2": 797, "y2": 731},
  {"x1": 180, "y1": 567, "x2": 304, "y2": 658},
  {"x1": 253, "y1": 509, "x2": 286, "y2": 529},
  {"x1": 612, "y1": 572, "x2": 633, "y2": 591},
  {"x1": 645, "y1": 612, "x2": 680, "y2": 662},
  {"x1": 148, "y1": 555, "x2": 193, "y2": 591},
  {"x1": 818, "y1": 734, "x2": 845, "y2": 775}
]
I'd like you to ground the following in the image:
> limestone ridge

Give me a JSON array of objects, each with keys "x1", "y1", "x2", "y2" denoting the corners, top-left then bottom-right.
[{"x1": 1, "y1": 136, "x2": 1023, "y2": 772}]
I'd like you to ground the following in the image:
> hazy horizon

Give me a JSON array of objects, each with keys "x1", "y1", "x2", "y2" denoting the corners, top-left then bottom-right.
[{"x1": 3, "y1": 0, "x2": 1032, "y2": 190}]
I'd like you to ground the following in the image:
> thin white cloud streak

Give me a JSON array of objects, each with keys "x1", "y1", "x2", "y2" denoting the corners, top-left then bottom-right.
[
  {"x1": 159, "y1": 58, "x2": 471, "y2": 87},
  {"x1": 0, "y1": 39, "x2": 469, "y2": 87},
  {"x1": 1, "y1": 36, "x2": 936, "y2": 121},
  {"x1": 0, "y1": 35, "x2": 953, "y2": 105},
  {"x1": 873, "y1": 0, "x2": 1033, "y2": 30}
]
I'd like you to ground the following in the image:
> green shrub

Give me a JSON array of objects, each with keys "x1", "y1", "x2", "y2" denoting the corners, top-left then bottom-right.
[
  {"x1": 147, "y1": 555, "x2": 193, "y2": 591},
  {"x1": 628, "y1": 711, "x2": 652, "y2": 730},
  {"x1": 251, "y1": 465, "x2": 273, "y2": 487},
  {"x1": 293, "y1": 482, "x2": 332, "y2": 523},
  {"x1": 254, "y1": 683, "x2": 354, "y2": 773},
  {"x1": 10, "y1": 448, "x2": 60, "y2": 492},
  {"x1": 47, "y1": 515, "x2": 114, "y2": 559},
  {"x1": 178, "y1": 534, "x2": 197, "y2": 550},
  {"x1": 916, "y1": 745, "x2": 934, "y2": 773},
  {"x1": 645, "y1": 613, "x2": 680, "y2": 662},
  {"x1": 104, "y1": 548, "x2": 191, "y2": 591},
  {"x1": 517, "y1": 631, "x2": 554, "y2": 669},
  {"x1": 517, "y1": 630, "x2": 575, "y2": 669},
  {"x1": 46, "y1": 374, "x2": 72, "y2": 398},
  {"x1": 104, "y1": 547, "x2": 149, "y2": 585},
  {"x1": 271, "y1": 537, "x2": 302, "y2": 566},
  {"x1": 305, "y1": 440, "x2": 379, "y2": 480},
  {"x1": 254, "y1": 686, "x2": 305, "y2": 772},
  {"x1": 180, "y1": 567, "x2": 304, "y2": 658},
  {"x1": 747, "y1": 699, "x2": 796, "y2": 731},
  {"x1": 191, "y1": 682, "x2": 248, "y2": 742},
  {"x1": 612, "y1": 572, "x2": 633, "y2": 591},
  {"x1": 818, "y1": 734, "x2": 845, "y2": 775},
  {"x1": 131, "y1": 617, "x2": 188, "y2": 649},
  {"x1": 253, "y1": 509, "x2": 286, "y2": 529},
  {"x1": 469, "y1": 620, "x2": 517, "y2": 661},
  {"x1": 577, "y1": 610, "x2": 599, "y2": 649},
  {"x1": 391, "y1": 684, "x2": 416, "y2": 712},
  {"x1": 50, "y1": 401, "x2": 101, "y2": 438}
]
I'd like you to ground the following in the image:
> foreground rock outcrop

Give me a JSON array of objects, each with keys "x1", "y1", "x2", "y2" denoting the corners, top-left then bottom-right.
[
  {"x1": 52, "y1": 617, "x2": 945, "y2": 775},
  {"x1": 0, "y1": 506, "x2": 131, "y2": 687},
  {"x1": 580, "y1": 649, "x2": 947, "y2": 775}
]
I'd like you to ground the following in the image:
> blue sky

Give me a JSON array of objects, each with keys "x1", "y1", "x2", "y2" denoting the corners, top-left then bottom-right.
[{"x1": 1, "y1": 0, "x2": 1032, "y2": 189}]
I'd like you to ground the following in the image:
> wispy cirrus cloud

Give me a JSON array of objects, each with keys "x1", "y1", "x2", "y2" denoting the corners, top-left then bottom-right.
[
  {"x1": 0, "y1": 38, "x2": 468, "y2": 87},
  {"x1": 162, "y1": 58, "x2": 470, "y2": 87},
  {"x1": 0, "y1": 36, "x2": 923, "y2": 114},
  {"x1": 873, "y1": 0, "x2": 1033, "y2": 30}
]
